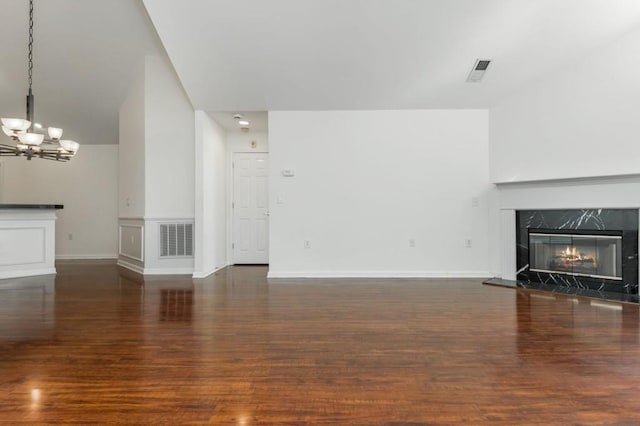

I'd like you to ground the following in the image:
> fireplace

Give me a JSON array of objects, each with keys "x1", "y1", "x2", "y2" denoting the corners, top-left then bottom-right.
[
  {"x1": 529, "y1": 230, "x2": 622, "y2": 281},
  {"x1": 516, "y1": 209, "x2": 638, "y2": 293}
]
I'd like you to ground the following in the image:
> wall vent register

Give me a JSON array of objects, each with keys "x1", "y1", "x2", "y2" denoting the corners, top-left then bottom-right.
[{"x1": 159, "y1": 223, "x2": 193, "y2": 257}]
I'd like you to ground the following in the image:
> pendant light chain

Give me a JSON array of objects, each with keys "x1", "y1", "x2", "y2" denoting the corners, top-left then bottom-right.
[{"x1": 28, "y1": 0, "x2": 34, "y2": 93}]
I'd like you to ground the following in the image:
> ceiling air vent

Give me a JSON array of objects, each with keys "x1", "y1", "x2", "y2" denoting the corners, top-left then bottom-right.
[{"x1": 466, "y1": 59, "x2": 491, "y2": 83}]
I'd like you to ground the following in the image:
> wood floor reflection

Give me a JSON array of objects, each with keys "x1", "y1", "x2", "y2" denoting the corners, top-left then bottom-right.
[{"x1": 1, "y1": 262, "x2": 640, "y2": 424}]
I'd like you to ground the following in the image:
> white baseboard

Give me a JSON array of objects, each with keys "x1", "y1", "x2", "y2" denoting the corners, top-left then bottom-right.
[
  {"x1": 142, "y1": 267, "x2": 194, "y2": 276},
  {"x1": 117, "y1": 259, "x2": 144, "y2": 274},
  {"x1": 266, "y1": 270, "x2": 492, "y2": 279},
  {"x1": 0, "y1": 268, "x2": 56, "y2": 280},
  {"x1": 56, "y1": 254, "x2": 118, "y2": 260},
  {"x1": 192, "y1": 264, "x2": 228, "y2": 278},
  {"x1": 117, "y1": 259, "x2": 194, "y2": 276}
]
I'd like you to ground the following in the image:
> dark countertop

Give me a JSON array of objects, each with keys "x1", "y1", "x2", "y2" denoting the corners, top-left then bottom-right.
[{"x1": 0, "y1": 204, "x2": 63, "y2": 210}]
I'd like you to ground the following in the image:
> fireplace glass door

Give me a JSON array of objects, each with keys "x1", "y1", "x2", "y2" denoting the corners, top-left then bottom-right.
[{"x1": 529, "y1": 232, "x2": 622, "y2": 280}]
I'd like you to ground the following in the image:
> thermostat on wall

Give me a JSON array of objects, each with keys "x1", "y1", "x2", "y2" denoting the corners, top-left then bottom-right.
[{"x1": 281, "y1": 169, "x2": 295, "y2": 177}]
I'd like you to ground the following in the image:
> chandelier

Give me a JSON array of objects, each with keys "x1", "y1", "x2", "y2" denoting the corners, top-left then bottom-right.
[{"x1": 1, "y1": 0, "x2": 79, "y2": 161}]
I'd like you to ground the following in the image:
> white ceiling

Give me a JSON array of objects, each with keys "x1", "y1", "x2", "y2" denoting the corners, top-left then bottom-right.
[
  {"x1": 2, "y1": 1, "x2": 640, "y2": 144},
  {"x1": 144, "y1": 0, "x2": 640, "y2": 112},
  {"x1": 209, "y1": 111, "x2": 268, "y2": 133}
]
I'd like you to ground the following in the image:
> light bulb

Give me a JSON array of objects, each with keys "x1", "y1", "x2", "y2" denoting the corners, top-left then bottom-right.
[
  {"x1": 60, "y1": 140, "x2": 79, "y2": 153},
  {"x1": 48, "y1": 127, "x2": 63, "y2": 140},
  {"x1": 2, "y1": 126, "x2": 15, "y2": 137},
  {"x1": 17, "y1": 132, "x2": 44, "y2": 145},
  {"x1": 1, "y1": 118, "x2": 31, "y2": 131}
]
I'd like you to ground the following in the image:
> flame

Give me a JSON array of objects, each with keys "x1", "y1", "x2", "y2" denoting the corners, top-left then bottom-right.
[
  {"x1": 564, "y1": 246, "x2": 579, "y2": 258},
  {"x1": 560, "y1": 246, "x2": 595, "y2": 265}
]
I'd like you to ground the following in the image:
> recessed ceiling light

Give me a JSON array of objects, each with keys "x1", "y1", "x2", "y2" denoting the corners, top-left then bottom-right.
[{"x1": 238, "y1": 120, "x2": 250, "y2": 126}]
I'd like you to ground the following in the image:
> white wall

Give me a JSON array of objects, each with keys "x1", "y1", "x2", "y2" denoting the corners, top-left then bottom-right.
[
  {"x1": 194, "y1": 111, "x2": 228, "y2": 277},
  {"x1": 488, "y1": 27, "x2": 640, "y2": 279},
  {"x1": 144, "y1": 55, "x2": 195, "y2": 219},
  {"x1": 1, "y1": 145, "x2": 119, "y2": 259},
  {"x1": 227, "y1": 131, "x2": 269, "y2": 153},
  {"x1": 118, "y1": 60, "x2": 146, "y2": 219},
  {"x1": 490, "y1": 26, "x2": 640, "y2": 183},
  {"x1": 118, "y1": 55, "x2": 196, "y2": 275},
  {"x1": 268, "y1": 110, "x2": 491, "y2": 277}
]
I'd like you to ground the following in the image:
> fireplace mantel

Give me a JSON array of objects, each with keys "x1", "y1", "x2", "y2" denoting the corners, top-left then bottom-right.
[
  {"x1": 493, "y1": 172, "x2": 640, "y2": 187},
  {"x1": 494, "y1": 175, "x2": 640, "y2": 295}
]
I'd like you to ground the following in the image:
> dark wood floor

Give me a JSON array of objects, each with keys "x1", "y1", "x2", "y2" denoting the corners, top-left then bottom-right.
[{"x1": 1, "y1": 262, "x2": 640, "y2": 424}]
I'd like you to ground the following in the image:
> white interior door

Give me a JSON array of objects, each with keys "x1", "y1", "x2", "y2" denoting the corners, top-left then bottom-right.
[{"x1": 232, "y1": 153, "x2": 269, "y2": 264}]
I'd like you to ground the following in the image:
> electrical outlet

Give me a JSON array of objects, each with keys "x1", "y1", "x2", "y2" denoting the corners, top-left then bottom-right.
[
  {"x1": 68, "y1": 233, "x2": 73, "y2": 241},
  {"x1": 304, "y1": 240, "x2": 311, "y2": 249},
  {"x1": 465, "y1": 239, "x2": 472, "y2": 248},
  {"x1": 409, "y1": 239, "x2": 415, "y2": 247},
  {"x1": 471, "y1": 197, "x2": 479, "y2": 207}
]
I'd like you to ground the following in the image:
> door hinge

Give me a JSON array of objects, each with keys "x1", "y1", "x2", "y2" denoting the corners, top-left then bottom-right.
[
  {"x1": 232, "y1": 243, "x2": 235, "y2": 249},
  {"x1": 232, "y1": 202, "x2": 234, "y2": 208}
]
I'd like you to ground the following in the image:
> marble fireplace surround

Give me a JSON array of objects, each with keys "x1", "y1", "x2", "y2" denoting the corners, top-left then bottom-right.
[
  {"x1": 496, "y1": 174, "x2": 640, "y2": 296},
  {"x1": 515, "y1": 209, "x2": 638, "y2": 293}
]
